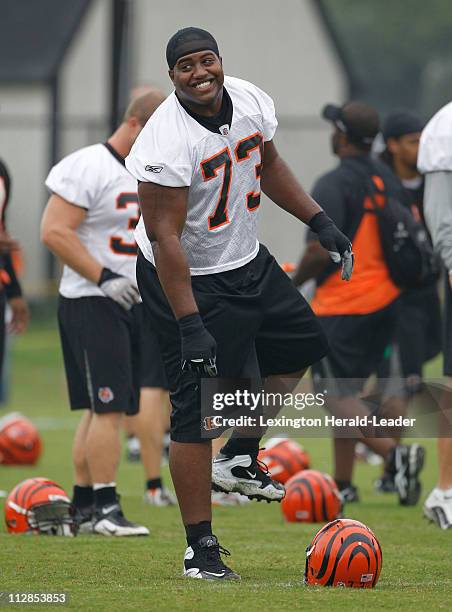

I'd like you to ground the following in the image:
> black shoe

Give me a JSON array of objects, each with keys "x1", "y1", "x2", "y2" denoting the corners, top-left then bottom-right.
[
  {"x1": 74, "y1": 505, "x2": 94, "y2": 534},
  {"x1": 339, "y1": 484, "x2": 360, "y2": 503},
  {"x1": 183, "y1": 535, "x2": 240, "y2": 580},
  {"x1": 212, "y1": 453, "x2": 285, "y2": 502},
  {"x1": 387, "y1": 444, "x2": 425, "y2": 506},
  {"x1": 93, "y1": 502, "x2": 149, "y2": 536},
  {"x1": 374, "y1": 472, "x2": 396, "y2": 493}
]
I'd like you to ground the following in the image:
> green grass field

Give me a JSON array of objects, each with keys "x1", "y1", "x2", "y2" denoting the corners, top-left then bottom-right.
[{"x1": 1, "y1": 321, "x2": 451, "y2": 611}]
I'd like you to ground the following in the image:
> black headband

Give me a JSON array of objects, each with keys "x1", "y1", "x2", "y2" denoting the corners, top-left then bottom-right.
[{"x1": 166, "y1": 27, "x2": 219, "y2": 69}]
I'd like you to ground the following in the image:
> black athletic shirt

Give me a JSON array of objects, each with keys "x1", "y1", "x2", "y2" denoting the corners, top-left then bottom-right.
[
  {"x1": 0, "y1": 159, "x2": 22, "y2": 298},
  {"x1": 309, "y1": 154, "x2": 403, "y2": 315},
  {"x1": 176, "y1": 86, "x2": 233, "y2": 134},
  {"x1": 309, "y1": 154, "x2": 404, "y2": 243}
]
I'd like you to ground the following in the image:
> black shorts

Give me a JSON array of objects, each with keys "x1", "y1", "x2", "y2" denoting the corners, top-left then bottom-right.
[
  {"x1": 376, "y1": 283, "x2": 441, "y2": 383},
  {"x1": 312, "y1": 301, "x2": 398, "y2": 394},
  {"x1": 136, "y1": 245, "x2": 328, "y2": 443},
  {"x1": 134, "y1": 302, "x2": 169, "y2": 390},
  {"x1": 58, "y1": 297, "x2": 167, "y2": 415}
]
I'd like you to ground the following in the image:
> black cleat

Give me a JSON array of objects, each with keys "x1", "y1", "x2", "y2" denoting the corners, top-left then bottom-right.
[
  {"x1": 338, "y1": 484, "x2": 360, "y2": 504},
  {"x1": 374, "y1": 472, "x2": 396, "y2": 494},
  {"x1": 388, "y1": 444, "x2": 425, "y2": 506},
  {"x1": 93, "y1": 502, "x2": 149, "y2": 536},
  {"x1": 183, "y1": 535, "x2": 240, "y2": 580},
  {"x1": 74, "y1": 505, "x2": 94, "y2": 534}
]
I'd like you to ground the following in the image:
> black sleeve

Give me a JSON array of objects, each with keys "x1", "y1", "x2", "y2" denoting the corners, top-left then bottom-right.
[
  {"x1": 312, "y1": 172, "x2": 347, "y2": 229},
  {"x1": 0, "y1": 159, "x2": 11, "y2": 226},
  {"x1": 307, "y1": 171, "x2": 347, "y2": 241},
  {"x1": 2, "y1": 253, "x2": 22, "y2": 299}
]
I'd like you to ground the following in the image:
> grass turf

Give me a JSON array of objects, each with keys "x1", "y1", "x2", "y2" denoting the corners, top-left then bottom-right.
[{"x1": 0, "y1": 322, "x2": 451, "y2": 610}]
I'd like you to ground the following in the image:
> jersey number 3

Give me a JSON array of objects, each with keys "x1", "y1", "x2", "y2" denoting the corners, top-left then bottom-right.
[
  {"x1": 201, "y1": 132, "x2": 264, "y2": 230},
  {"x1": 110, "y1": 193, "x2": 139, "y2": 255}
]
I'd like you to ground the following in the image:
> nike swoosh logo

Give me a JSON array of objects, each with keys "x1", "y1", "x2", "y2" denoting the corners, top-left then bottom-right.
[
  {"x1": 203, "y1": 571, "x2": 227, "y2": 577},
  {"x1": 246, "y1": 470, "x2": 257, "y2": 479},
  {"x1": 213, "y1": 457, "x2": 232, "y2": 463},
  {"x1": 102, "y1": 504, "x2": 119, "y2": 515}
]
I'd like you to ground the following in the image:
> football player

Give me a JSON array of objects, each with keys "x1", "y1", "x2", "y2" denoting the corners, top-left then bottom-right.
[
  {"x1": 41, "y1": 90, "x2": 174, "y2": 537},
  {"x1": 418, "y1": 101, "x2": 452, "y2": 529},
  {"x1": 373, "y1": 111, "x2": 441, "y2": 493},
  {"x1": 126, "y1": 27, "x2": 353, "y2": 579},
  {"x1": 0, "y1": 158, "x2": 29, "y2": 382},
  {"x1": 294, "y1": 102, "x2": 425, "y2": 505}
]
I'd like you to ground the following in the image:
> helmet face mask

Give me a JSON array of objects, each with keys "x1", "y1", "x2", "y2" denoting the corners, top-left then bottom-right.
[
  {"x1": 5, "y1": 478, "x2": 76, "y2": 536},
  {"x1": 28, "y1": 501, "x2": 76, "y2": 536}
]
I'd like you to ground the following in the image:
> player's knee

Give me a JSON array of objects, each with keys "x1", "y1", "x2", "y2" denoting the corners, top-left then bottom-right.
[{"x1": 92, "y1": 411, "x2": 124, "y2": 428}]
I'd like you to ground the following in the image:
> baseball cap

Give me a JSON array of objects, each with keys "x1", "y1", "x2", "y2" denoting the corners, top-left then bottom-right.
[
  {"x1": 382, "y1": 110, "x2": 424, "y2": 142},
  {"x1": 322, "y1": 102, "x2": 380, "y2": 145}
]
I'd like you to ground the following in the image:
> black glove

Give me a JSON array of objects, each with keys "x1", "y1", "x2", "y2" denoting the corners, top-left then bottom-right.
[
  {"x1": 178, "y1": 312, "x2": 217, "y2": 376},
  {"x1": 98, "y1": 267, "x2": 141, "y2": 310},
  {"x1": 308, "y1": 211, "x2": 354, "y2": 281}
]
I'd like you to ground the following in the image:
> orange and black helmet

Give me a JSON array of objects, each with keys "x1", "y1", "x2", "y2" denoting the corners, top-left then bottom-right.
[
  {"x1": 5, "y1": 477, "x2": 75, "y2": 536},
  {"x1": 281, "y1": 469, "x2": 342, "y2": 523},
  {"x1": 305, "y1": 518, "x2": 382, "y2": 588},
  {"x1": 258, "y1": 438, "x2": 310, "y2": 484}
]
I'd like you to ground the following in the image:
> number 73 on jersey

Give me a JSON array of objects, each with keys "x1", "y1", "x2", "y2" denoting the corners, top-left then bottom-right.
[{"x1": 200, "y1": 132, "x2": 264, "y2": 230}]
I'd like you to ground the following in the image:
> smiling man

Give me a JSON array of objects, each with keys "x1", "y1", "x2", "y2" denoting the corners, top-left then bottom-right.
[{"x1": 126, "y1": 27, "x2": 353, "y2": 580}]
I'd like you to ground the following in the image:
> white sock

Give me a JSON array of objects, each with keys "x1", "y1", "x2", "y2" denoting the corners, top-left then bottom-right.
[{"x1": 93, "y1": 482, "x2": 116, "y2": 491}]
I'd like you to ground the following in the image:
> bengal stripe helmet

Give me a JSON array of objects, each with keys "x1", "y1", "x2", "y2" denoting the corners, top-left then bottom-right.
[
  {"x1": 0, "y1": 412, "x2": 42, "y2": 465},
  {"x1": 5, "y1": 477, "x2": 76, "y2": 536},
  {"x1": 305, "y1": 518, "x2": 382, "y2": 588},
  {"x1": 258, "y1": 438, "x2": 310, "y2": 484},
  {"x1": 281, "y1": 469, "x2": 342, "y2": 522}
]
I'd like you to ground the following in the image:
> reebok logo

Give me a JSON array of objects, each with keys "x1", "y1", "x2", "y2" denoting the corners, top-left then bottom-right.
[{"x1": 145, "y1": 165, "x2": 164, "y2": 173}]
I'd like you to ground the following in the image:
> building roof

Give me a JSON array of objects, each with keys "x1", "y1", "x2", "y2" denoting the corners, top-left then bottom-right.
[{"x1": 0, "y1": 0, "x2": 91, "y2": 82}]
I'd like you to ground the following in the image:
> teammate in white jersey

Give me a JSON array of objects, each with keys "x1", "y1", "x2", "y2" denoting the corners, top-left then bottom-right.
[
  {"x1": 418, "y1": 101, "x2": 452, "y2": 529},
  {"x1": 126, "y1": 27, "x2": 353, "y2": 578},
  {"x1": 41, "y1": 91, "x2": 173, "y2": 537}
]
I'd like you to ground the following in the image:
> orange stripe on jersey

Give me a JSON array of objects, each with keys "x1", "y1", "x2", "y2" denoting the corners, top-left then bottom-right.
[{"x1": 312, "y1": 191, "x2": 400, "y2": 316}]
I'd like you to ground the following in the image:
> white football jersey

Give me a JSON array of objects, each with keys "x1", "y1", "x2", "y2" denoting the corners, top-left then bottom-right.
[
  {"x1": 126, "y1": 76, "x2": 277, "y2": 275},
  {"x1": 418, "y1": 101, "x2": 452, "y2": 173},
  {"x1": 45, "y1": 143, "x2": 139, "y2": 298}
]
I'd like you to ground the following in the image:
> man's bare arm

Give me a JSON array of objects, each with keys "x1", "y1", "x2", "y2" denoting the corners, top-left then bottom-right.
[
  {"x1": 40, "y1": 194, "x2": 102, "y2": 283},
  {"x1": 138, "y1": 181, "x2": 198, "y2": 319}
]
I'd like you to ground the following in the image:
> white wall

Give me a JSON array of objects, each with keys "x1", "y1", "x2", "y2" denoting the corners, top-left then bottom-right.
[{"x1": 132, "y1": 0, "x2": 347, "y2": 264}]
